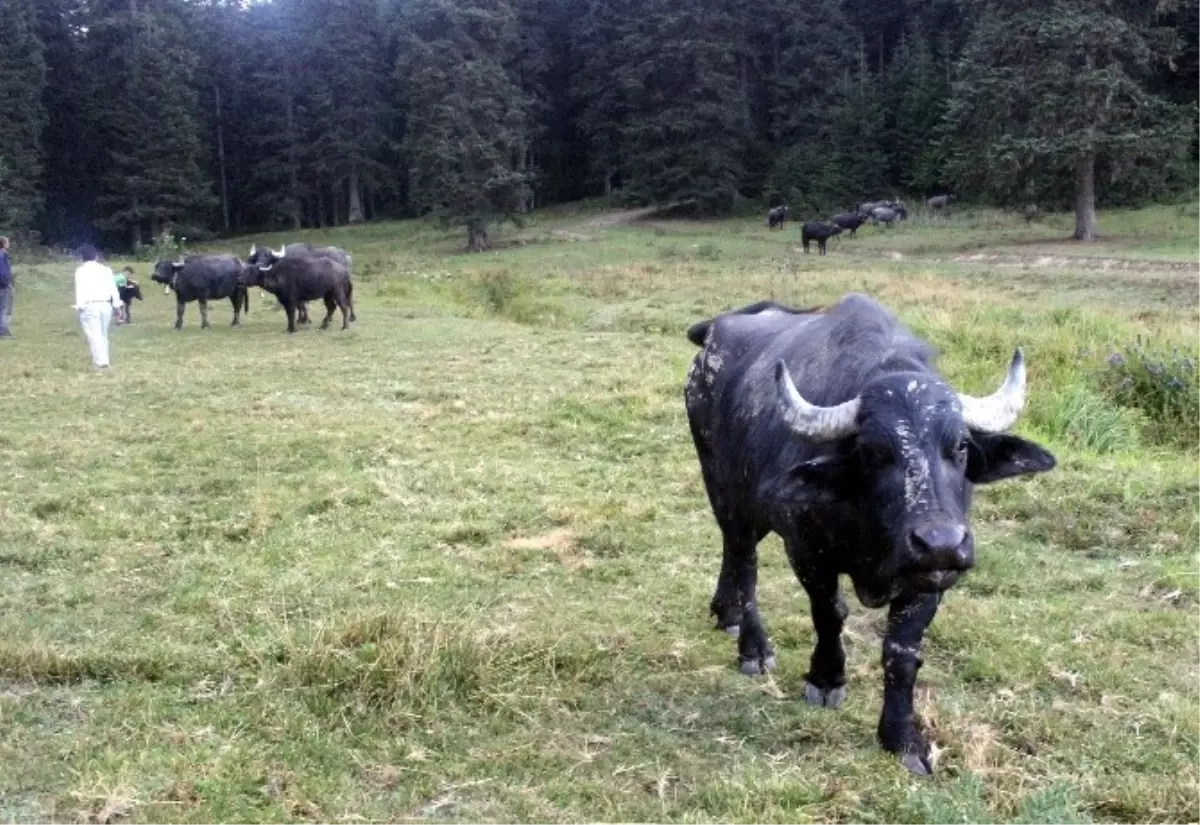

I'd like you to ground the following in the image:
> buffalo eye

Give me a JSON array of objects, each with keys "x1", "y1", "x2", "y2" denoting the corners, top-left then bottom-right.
[{"x1": 946, "y1": 438, "x2": 969, "y2": 466}]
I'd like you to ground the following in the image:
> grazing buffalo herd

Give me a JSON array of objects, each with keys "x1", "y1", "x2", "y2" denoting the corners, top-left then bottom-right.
[
  {"x1": 769, "y1": 195, "x2": 957, "y2": 254},
  {"x1": 145, "y1": 241, "x2": 355, "y2": 333},
  {"x1": 118, "y1": 198, "x2": 1053, "y2": 776}
]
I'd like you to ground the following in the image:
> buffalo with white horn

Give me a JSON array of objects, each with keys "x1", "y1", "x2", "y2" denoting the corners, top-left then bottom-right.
[
  {"x1": 245, "y1": 242, "x2": 356, "y2": 327},
  {"x1": 151, "y1": 254, "x2": 248, "y2": 330},
  {"x1": 683, "y1": 294, "x2": 1055, "y2": 775}
]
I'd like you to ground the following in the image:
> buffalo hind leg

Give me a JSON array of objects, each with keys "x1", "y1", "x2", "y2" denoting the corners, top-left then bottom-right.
[
  {"x1": 347, "y1": 282, "x2": 356, "y2": 323},
  {"x1": 879, "y1": 591, "x2": 942, "y2": 775},
  {"x1": 797, "y1": 570, "x2": 849, "y2": 707},
  {"x1": 199, "y1": 299, "x2": 211, "y2": 329},
  {"x1": 336, "y1": 289, "x2": 350, "y2": 330},
  {"x1": 319, "y1": 294, "x2": 336, "y2": 330},
  {"x1": 297, "y1": 303, "x2": 310, "y2": 326}
]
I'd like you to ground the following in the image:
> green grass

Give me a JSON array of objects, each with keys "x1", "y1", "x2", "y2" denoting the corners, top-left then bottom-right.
[{"x1": 0, "y1": 203, "x2": 1197, "y2": 823}]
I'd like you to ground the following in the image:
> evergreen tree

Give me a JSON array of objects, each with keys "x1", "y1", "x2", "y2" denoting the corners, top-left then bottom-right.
[
  {"x1": 612, "y1": 0, "x2": 749, "y2": 215},
  {"x1": 86, "y1": 0, "x2": 216, "y2": 249},
  {"x1": 572, "y1": 0, "x2": 637, "y2": 198},
  {"x1": 0, "y1": 0, "x2": 48, "y2": 234},
  {"x1": 886, "y1": 29, "x2": 950, "y2": 195},
  {"x1": 943, "y1": 0, "x2": 1191, "y2": 240},
  {"x1": 297, "y1": 0, "x2": 391, "y2": 225},
  {"x1": 1171, "y1": 0, "x2": 1200, "y2": 158},
  {"x1": 394, "y1": 0, "x2": 532, "y2": 251}
]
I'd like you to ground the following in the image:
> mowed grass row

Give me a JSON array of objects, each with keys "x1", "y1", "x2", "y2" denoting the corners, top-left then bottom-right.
[{"x1": 0, "y1": 204, "x2": 1196, "y2": 823}]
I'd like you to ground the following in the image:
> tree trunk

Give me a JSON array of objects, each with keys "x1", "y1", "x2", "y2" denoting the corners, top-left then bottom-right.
[
  {"x1": 348, "y1": 164, "x2": 364, "y2": 223},
  {"x1": 1073, "y1": 151, "x2": 1097, "y2": 241},
  {"x1": 131, "y1": 196, "x2": 142, "y2": 249},
  {"x1": 316, "y1": 186, "x2": 326, "y2": 229},
  {"x1": 285, "y1": 94, "x2": 301, "y2": 230},
  {"x1": 215, "y1": 83, "x2": 230, "y2": 234},
  {"x1": 466, "y1": 216, "x2": 490, "y2": 252},
  {"x1": 604, "y1": 169, "x2": 613, "y2": 198}
]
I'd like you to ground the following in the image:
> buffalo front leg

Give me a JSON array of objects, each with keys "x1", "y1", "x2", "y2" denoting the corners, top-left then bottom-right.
[
  {"x1": 284, "y1": 302, "x2": 297, "y2": 333},
  {"x1": 710, "y1": 523, "x2": 774, "y2": 676},
  {"x1": 798, "y1": 571, "x2": 849, "y2": 708},
  {"x1": 174, "y1": 300, "x2": 185, "y2": 330},
  {"x1": 230, "y1": 292, "x2": 242, "y2": 326},
  {"x1": 297, "y1": 303, "x2": 310, "y2": 326},
  {"x1": 878, "y1": 591, "x2": 942, "y2": 775},
  {"x1": 199, "y1": 299, "x2": 211, "y2": 329}
]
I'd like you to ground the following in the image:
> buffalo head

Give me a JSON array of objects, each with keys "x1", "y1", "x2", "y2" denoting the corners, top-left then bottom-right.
[
  {"x1": 774, "y1": 351, "x2": 1054, "y2": 603},
  {"x1": 151, "y1": 259, "x2": 185, "y2": 293}
]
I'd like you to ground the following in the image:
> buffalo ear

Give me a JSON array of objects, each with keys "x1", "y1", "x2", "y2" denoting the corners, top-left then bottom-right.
[{"x1": 966, "y1": 432, "x2": 1056, "y2": 485}]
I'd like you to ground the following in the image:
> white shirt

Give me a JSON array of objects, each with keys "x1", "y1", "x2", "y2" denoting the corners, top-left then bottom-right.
[{"x1": 74, "y1": 260, "x2": 122, "y2": 308}]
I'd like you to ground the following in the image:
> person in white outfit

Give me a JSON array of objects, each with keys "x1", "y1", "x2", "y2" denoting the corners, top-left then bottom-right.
[{"x1": 72, "y1": 244, "x2": 123, "y2": 369}]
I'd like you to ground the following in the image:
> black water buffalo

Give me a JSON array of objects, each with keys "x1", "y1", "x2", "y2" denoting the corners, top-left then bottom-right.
[
  {"x1": 151, "y1": 254, "x2": 249, "y2": 330},
  {"x1": 246, "y1": 243, "x2": 356, "y2": 326},
  {"x1": 831, "y1": 211, "x2": 869, "y2": 238},
  {"x1": 871, "y1": 205, "x2": 907, "y2": 226},
  {"x1": 117, "y1": 282, "x2": 143, "y2": 323},
  {"x1": 767, "y1": 205, "x2": 789, "y2": 230},
  {"x1": 926, "y1": 194, "x2": 956, "y2": 210},
  {"x1": 242, "y1": 250, "x2": 355, "y2": 333},
  {"x1": 800, "y1": 220, "x2": 842, "y2": 254},
  {"x1": 683, "y1": 294, "x2": 1055, "y2": 774}
]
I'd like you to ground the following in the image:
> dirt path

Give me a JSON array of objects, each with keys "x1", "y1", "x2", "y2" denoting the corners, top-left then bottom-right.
[
  {"x1": 948, "y1": 251, "x2": 1197, "y2": 274},
  {"x1": 581, "y1": 204, "x2": 690, "y2": 229}
]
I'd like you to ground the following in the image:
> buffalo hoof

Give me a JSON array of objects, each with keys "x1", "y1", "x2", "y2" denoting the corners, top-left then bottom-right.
[
  {"x1": 900, "y1": 750, "x2": 934, "y2": 776},
  {"x1": 803, "y1": 681, "x2": 846, "y2": 708},
  {"x1": 738, "y1": 655, "x2": 776, "y2": 676}
]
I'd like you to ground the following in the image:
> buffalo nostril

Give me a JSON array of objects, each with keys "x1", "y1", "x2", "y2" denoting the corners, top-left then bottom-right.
[{"x1": 911, "y1": 523, "x2": 967, "y2": 555}]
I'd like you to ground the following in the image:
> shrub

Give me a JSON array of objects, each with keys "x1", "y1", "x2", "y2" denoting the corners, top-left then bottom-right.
[
  {"x1": 1097, "y1": 338, "x2": 1199, "y2": 448},
  {"x1": 1033, "y1": 384, "x2": 1144, "y2": 454}
]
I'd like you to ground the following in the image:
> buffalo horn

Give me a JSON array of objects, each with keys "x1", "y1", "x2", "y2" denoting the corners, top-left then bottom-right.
[
  {"x1": 775, "y1": 361, "x2": 861, "y2": 442},
  {"x1": 958, "y1": 348, "x2": 1027, "y2": 433},
  {"x1": 273, "y1": 245, "x2": 286, "y2": 258}
]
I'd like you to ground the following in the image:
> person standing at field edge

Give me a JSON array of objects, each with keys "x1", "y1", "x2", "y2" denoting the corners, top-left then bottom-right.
[
  {"x1": 72, "y1": 244, "x2": 122, "y2": 369},
  {"x1": 0, "y1": 236, "x2": 13, "y2": 338}
]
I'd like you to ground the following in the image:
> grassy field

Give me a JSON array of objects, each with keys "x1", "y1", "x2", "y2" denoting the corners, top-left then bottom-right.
[{"x1": 0, "y1": 201, "x2": 1197, "y2": 823}]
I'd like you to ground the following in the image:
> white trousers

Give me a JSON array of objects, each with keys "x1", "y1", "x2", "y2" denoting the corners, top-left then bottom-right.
[{"x1": 79, "y1": 303, "x2": 113, "y2": 367}]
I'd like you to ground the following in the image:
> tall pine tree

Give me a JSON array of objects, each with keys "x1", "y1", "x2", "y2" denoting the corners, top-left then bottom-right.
[
  {"x1": 86, "y1": 0, "x2": 216, "y2": 249},
  {"x1": 394, "y1": 0, "x2": 532, "y2": 251},
  {"x1": 0, "y1": 0, "x2": 48, "y2": 234},
  {"x1": 612, "y1": 0, "x2": 748, "y2": 215},
  {"x1": 943, "y1": 0, "x2": 1190, "y2": 240}
]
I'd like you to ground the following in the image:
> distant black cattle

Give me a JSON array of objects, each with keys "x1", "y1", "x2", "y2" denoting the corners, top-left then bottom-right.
[
  {"x1": 242, "y1": 250, "x2": 354, "y2": 333},
  {"x1": 767, "y1": 205, "x2": 789, "y2": 230},
  {"x1": 683, "y1": 294, "x2": 1055, "y2": 774},
  {"x1": 831, "y1": 211, "x2": 869, "y2": 238},
  {"x1": 871, "y1": 205, "x2": 908, "y2": 227},
  {"x1": 151, "y1": 254, "x2": 248, "y2": 330},
  {"x1": 801, "y1": 221, "x2": 843, "y2": 255},
  {"x1": 926, "y1": 194, "x2": 956, "y2": 210}
]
